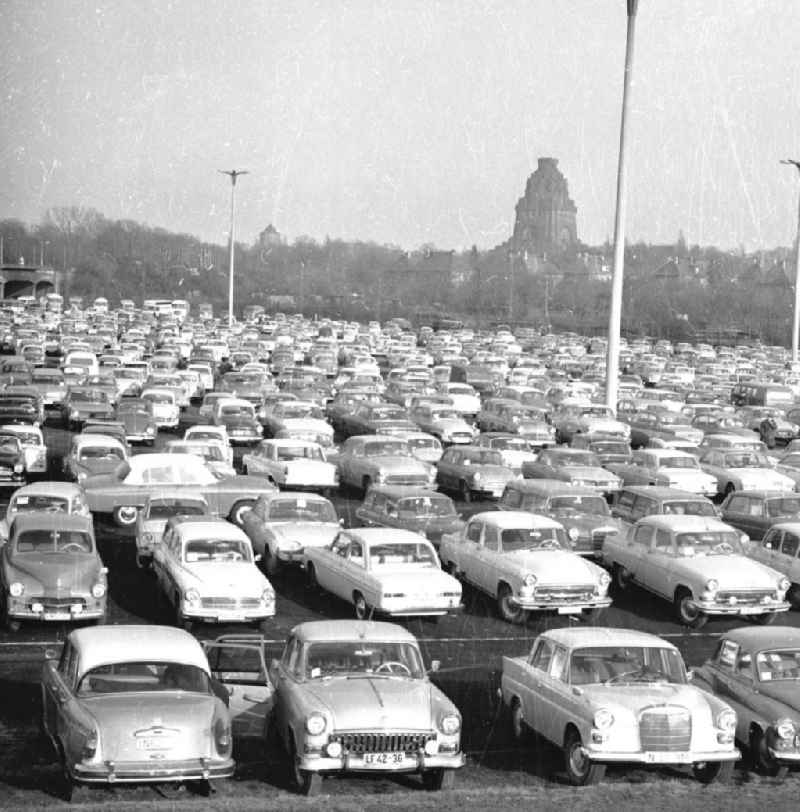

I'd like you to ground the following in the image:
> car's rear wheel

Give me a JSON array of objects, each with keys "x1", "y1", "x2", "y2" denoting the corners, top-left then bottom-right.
[
  {"x1": 675, "y1": 588, "x2": 707, "y2": 629},
  {"x1": 113, "y1": 505, "x2": 139, "y2": 527},
  {"x1": 564, "y1": 729, "x2": 605, "y2": 786},
  {"x1": 229, "y1": 500, "x2": 255, "y2": 526},
  {"x1": 692, "y1": 759, "x2": 734, "y2": 784},
  {"x1": 421, "y1": 768, "x2": 455, "y2": 790},
  {"x1": 612, "y1": 564, "x2": 631, "y2": 592},
  {"x1": 510, "y1": 698, "x2": 529, "y2": 744},
  {"x1": 175, "y1": 596, "x2": 192, "y2": 632},
  {"x1": 497, "y1": 584, "x2": 525, "y2": 624},
  {"x1": 353, "y1": 591, "x2": 370, "y2": 620}
]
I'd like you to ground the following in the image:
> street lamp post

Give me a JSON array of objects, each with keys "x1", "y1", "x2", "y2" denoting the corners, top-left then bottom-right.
[
  {"x1": 781, "y1": 159, "x2": 800, "y2": 364},
  {"x1": 605, "y1": 0, "x2": 639, "y2": 411},
  {"x1": 218, "y1": 169, "x2": 248, "y2": 326}
]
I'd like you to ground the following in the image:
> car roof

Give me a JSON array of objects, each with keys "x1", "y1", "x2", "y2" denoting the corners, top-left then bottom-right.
[
  {"x1": 10, "y1": 481, "x2": 83, "y2": 499},
  {"x1": 467, "y1": 510, "x2": 563, "y2": 529},
  {"x1": 290, "y1": 619, "x2": 418, "y2": 644},
  {"x1": 635, "y1": 514, "x2": 734, "y2": 531},
  {"x1": 346, "y1": 527, "x2": 431, "y2": 544},
  {"x1": 717, "y1": 626, "x2": 800, "y2": 651},
  {"x1": 504, "y1": 479, "x2": 603, "y2": 496},
  {"x1": 69, "y1": 625, "x2": 211, "y2": 677},
  {"x1": 540, "y1": 626, "x2": 679, "y2": 651},
  {"x1": 724, "y1": 489, "x2": 796, "y2": 500},
  {"x1": 364, "y1": 485, "x2": 451, "y2": 498},
  {"x1": 169, "y1": 517, "x2": 249, "y2": 540}
]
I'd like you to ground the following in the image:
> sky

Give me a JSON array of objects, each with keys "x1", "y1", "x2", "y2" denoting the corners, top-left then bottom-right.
[{"x1": 1, "y1": 0, "x2": 799, "y2": 253}]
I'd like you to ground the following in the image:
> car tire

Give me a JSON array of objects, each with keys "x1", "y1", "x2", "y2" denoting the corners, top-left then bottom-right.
[
  {"x1": 788, "y1": 583, "x2": 800, "y2": 608},
  {"x1": 229, "y1": 500, "x2": 255, "y2": 526},
  {"x1": 723, "y1": 483, "x2": 735, "y2": 498},
  {"x1": 497, "y1": 584, "x2": 525, "y2": 624},
  {"x1": 306, "y1": 563, "x2": 319, "y2": 590},
  {"x1": 510, "y1": 699, "x2": 530, "y2": 744},
  {"x1": 291, "y1": 737, "x2": 322, "y2": 796},
  {"x1": 564, "y1": 729, "x2": 606, "y2": 786},
  {"x1": 421, "y1": 768, "x2": 455, "y2": 791},
  {"x1": 353, "y1": 591, "x2": 370, "y2": 620},
  {"x1": 751, "y1": 728, "x2": 790, "y2": 779},
  {"x1": 612, "y1": 564, "x2": 631, "y2": 592},
  {"x1": 175, "y1": 598, "x2": 192, "y2": 632},
  {"x1": 459, "y1": 480, "x2": 472, "y2": 503},
  {"x1": 692, "y1": 759, "x2": 734, "y2": 784},
  {"x1": 135, "y1": 553, "x2": 151, "y2": 571},
  {"x1": 113, "y1": 505, "x2": 139, "y2": 527},
  {"x1": 674, "y1": 588, "x2": 707, "y2": 629}
]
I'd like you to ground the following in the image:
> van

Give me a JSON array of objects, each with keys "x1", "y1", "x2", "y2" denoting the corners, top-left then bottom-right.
[{"x1": 730, "y1": 382, "x2": 795, "y2": 408}]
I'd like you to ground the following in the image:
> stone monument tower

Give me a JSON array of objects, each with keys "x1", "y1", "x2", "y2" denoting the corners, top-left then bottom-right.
[{"x1": 512, "y1": 157, "x2": 577, "y2": 256}]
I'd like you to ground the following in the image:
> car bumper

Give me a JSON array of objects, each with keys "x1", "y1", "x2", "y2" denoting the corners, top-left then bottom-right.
[
  {"x1": 72, "y1": 756, "x2": 235, "y2": 784},
  {"x1": 380, "y1": 603, "x2": 463, "y2": 617},
  {"x1": 0, "y1": 473, "x2": 25, "y2": 487},
  {"x1": 299, "y1": 751, "x2": 465, "y2": 774},
  {"x1": 691, "y1": 599, "x2": 791, "y2": 617},
  {"x1": 183, "y1": 607, "x2": 275, "y2": 623},
  {"x1": 583, "y1": 745, "x2": 740, "y2": 765},
  {"x1": 511, "y1": 596, "x2": 612, "y2": 613},
  {"x1": 9, "y1": 604, "x2": 105, "y2": 621}
]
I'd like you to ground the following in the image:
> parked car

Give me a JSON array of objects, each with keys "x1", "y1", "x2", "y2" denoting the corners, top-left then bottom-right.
[
  {"x1": 211, "y1": 397, "x2": 262, "y2": 445},
  {"x1": 522, "y1": 447, "x2": 622, "y2": 495},
  {"x1": 339, "y1": 401, "x2": 417, "y2": 439},
  {"x1": 268, "y1": 620, "x2": 464, "y2": 795},
  {"x1": 356, "y1": 485, "x2": 463, "y2": 548},
  {"x1": 183, "y1": 424, "x2": 234, "y2": 467},
  {"x1": 603, "y1": 514, "x2": 791, "y2": 628},
  {"x1": 473, "y1": 432, "x2": 538, "y2": 473},
  {"x1": 436, "y1": 444, "x2": 518, "y2": 502},
  {"x1": 60, "y1": 386, "x2": 114, "y2": 429},
  {"x1": 41, "y1": 625, "x2": 234, "y2": 799},
  {"x1": 305, "y1": 527, "x2": 461, "y2": 619},
  {"x1": 262, "y1": 400, "x2": 333, "y2": 447},
  {"x1": 336, "y1": 435, "x2": 437, "y2": 492},
  {"x1": 1, "y1": 514, "x2": 106, "y2": 630},
  {"x1": 116, "y1": 398, "x2": 157, "y2": 445},
  {"x1": 389, "y1": 429, "x2": 444, "y2": 464},
  {"x1": 409, "y1": 404, "x2": 476, "y2": 445},
  {"x1": 699, "y1": 448, "x2": 796, "y2": 497},
  {"x1": 164, "y1": 439, "x2": 237, "y2": 479},
  {"x1": 439, "y1": 510, "x2": 611, "y2": 622},
  {"x1": 570, "y1": 433, "x2": 634, "y2": 467},
  {"x1": 152, "y1": 516, "x2": 275, "y2": 630},
  {"x1": 242, "y1": 438, "x2": 338, "y2": 493},
  {"x1": 550, "y1": 402, "x2": 631, "y2": 444},
  {"x1": 0, "y1": 422, "x2": 47, "y2": 477},
  {"x1": 134, "y1": 492, "x2": 210, "y2": 569},
  {"x1": 0, "y1": 481, "x2": 90, "y2": 542},
  {"x1": 605, "y1": 448, "x2": 718, "y2": 496},
  {"x1": 500, "y1": 627, "x2": 738, "y2": 785},
  {"x1": 719, "y1": 490, "x2": 800, "y2": 541},
  {"x1": 497, "y1": 479, "x2": 621, "y2": 558},
  {"x1": 140, "y1": 387, "x2": 181, "y2": 431},
  {"x1": 82, "y1": 453, "x2": 276, "y2": 527},
  {"x1": 692, "y1": 626, "x2": 800, "y2": 778},
  {"x1": 0, "y1": 431, "x2": 27, "y2": 488},
  {"x1": 62, "y1": 433, "x2": 129, "y2": 484},
  {"x1": 610, "y1": 485, "x2": 719, "y2": 528},
  {"x1": 744, "y1": 521, "x2": 800, "y2": 607},
  {"x1": 240, "y1": 491, "x2": 341, "y2": 574}
]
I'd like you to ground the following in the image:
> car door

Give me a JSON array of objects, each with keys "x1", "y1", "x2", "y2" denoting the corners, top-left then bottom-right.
[
  {"x1": 775, "y1": 530, "x2": 800, "y2": 581},
  {"x1": 41, "y1": 642, "x2": 86, "y2": 766},
  {"x1": 620, "y1": 522, "x2": 652, "y2": 585},
  {"x1": 704, "y1": 638, "x2": 750, "y2": 726},
  {"x1": 753, "y1": 528, "x2": 781, "y2": 569},
  {"x1": 722, "y1": 494, "x2": 758, "y2": 536},
  {"x1": 153, "y1": 526, "x2": 180, "y2": 606},
  {"x1": 530, "y1": 643, "x2": 573, "y2": 744},
  {"x1": 205, "y1": 638, "x2": 274, "y2": 739},
  {"x1": 640, "y1": 528, "x2": 674, "y2": 598},
  {"x1": 518, "y1": 638, "x2": 554, "y2": 741},
  {"x1": 454, "y1": 519, "x2": 484, "y2": 586}
]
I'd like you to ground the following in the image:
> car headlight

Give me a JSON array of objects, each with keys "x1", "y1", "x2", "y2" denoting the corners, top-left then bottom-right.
[
  {"x1": 716, "y1": 709, "x2": 737, "y2": 734},
  {"x1": 523, "y1": 574, "x2": 537, "y2": 588},
  {"x1": 593, "y1": 708, "x2": 615, "y2": 730},
  {"x1": 599, "y1": 571, "x2": 611, "y2": 589},
  {"x1": 705, "y1": 578, "x2": 719, "y2": 592},
  {"x1": 439, "y1": 713, "x2": 461, "y2": 735},
  {"x1": 184, "y1": 587, "x2": 201, "y2": 605},
  {"x1": 91, "y1": 582, "x2": 106, "y2": 598},
  {"x1": 779, "y1": 577, "x2": 791, "y2": 593},
  {"x1": 472, "y1": 471, "x2": 483, "y2": 483},
  {"x1": 70, "y1": 409, "x2": 79, "y2": 419},
  {"x1": 261, "y1": 588, "x2": 275, "y2": 605},
  {"x1": 571, "y1": 478, "x2": 586, "y2": 486},
  {"x1": 13, "y1": 463, "x2": 23, "y2": 473},
  {"x1": 776, "y1": 718, "x2": 796, "y2": 739},
  {"x1": 9, "y1": 582, "x2": 24, "y2": 597},
  {"x1": 305, "y1": 713, "x2": 327, "y2": 736},
  {"x1": 567, "y1": 527, "x2": 580, "y2": 541}
]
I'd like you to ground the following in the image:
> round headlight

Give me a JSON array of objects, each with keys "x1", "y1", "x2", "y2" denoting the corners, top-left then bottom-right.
[
  {"x1": 9, "y1": 582, "x2": 24, "y2": 597},
  {"x1": 705, "y1": 579, "x2": 719, "y2": 592},
  {"x1": 472, "y1": 471, "x2": 483, "y2": 482},
  {"x1": 593, "y1": 708, "x2": 615, "y2": 730},
  {"x1": 778, "y1": 577, "x2": 791, "y2": 592},
  {"x1": 599, "y1": 571, "x2": 611, "y2": 588},
  {"x1": 776, "y1": 718, "x2": 796, "y2": 739},
  {"x1": 184, "y1": 587, "x2": 201, "y2": 605},
  {"x1": 523, "y1": 574, "x2": 537, "y2": 588},
  {"x1": 568, "y1": 527, "x2": 580, "y2": 541},
  {"x1": 716, "y1": 709, "x2": 737, "y2": 734},
  {"x1": 439, "y1": 714, "x2": 461, "y2": 735},
  {"x1": 326, "y1": 740, "x2": 342, "y2": 758},
  {"x1": 261, "y1": 588, "x2": 275, "y2": 605},
  {"x1": 91, "y1": 583, "x2": 106, "y2": 598},
  {"x1": 305, "y1": 713, "x2": 327, "y2": 736}
]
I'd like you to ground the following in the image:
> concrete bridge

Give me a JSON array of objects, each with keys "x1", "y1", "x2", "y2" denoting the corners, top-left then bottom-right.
[{"x1": 0, "y1": 262, "x2": 60, "y2": 299}]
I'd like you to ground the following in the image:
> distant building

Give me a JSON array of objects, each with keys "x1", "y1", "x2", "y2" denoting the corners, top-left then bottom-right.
[
  {"x1": 257, "y1": 224, "x2": 285, "y2": 248},
  {"x1": 512, "y1": 157, "x2": 578, "y2": 257}
]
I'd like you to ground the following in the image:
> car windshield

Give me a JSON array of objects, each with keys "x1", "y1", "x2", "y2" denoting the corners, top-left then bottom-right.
[
  {"x1": 14, "y1": 529, "x2": 92, "y2": 553},
  {"x1": 766, "y1": 497, "x2": 800, "y2": 517},
  {"x1": 755, "y1": 649, "x2": 800, "y2": 682},
  {"x1": 268, "y1": 498, "x2": 336, "y2": 522},
  {"x1": 276, "y1": 445, "x2": 323, "y2": 461},
  {"x1": 553, "y1": 452, "x2": 599, "y2": 467},
  {"x1": 548, "y1": 495, "x2": 610, "y2": 515},
  {"x1": 662, "y1": 500, "x2": 717, "y2": 516},
  {"x1": 363, "y1": 441, "x2": 408, "y2": 457},
  {"x1": 183, "y1": 538, "x2": 251, "y2": 563},
  {"x1": 369, "y1": 541, "x2": 438, "y2": 567},
  {"x1": 77, "y1": 661, "x2": 212, "y2": 696},
  {"x1": 722, "y1": 452, "x2": 770, "y2": 467},
  {"x1": 490, "y1": 437, "x2": 529, "y2": 451},
  {"x1": 147, "y1": 500, "x2": 207, "y2": 519},
  {"x1": 303, "y1": 641, "x2": 425, "y2": 680},
  {"x1": 11, "y1": 495, "x2": 69, "y2": 513},
  {"x1": 500, "y1": 527, "x2": 566, "y2": 551},
  {"x1": 406, "y1": 437, "x2": 438, "y2": 451},
  {"x1": 675, "y1": 531, "x2": 743, "y2": 555},
  {"x1": 79, "y1": 446, "x2": 124, "y2": 461},
  {"x1": 570, "y1": 645, "x2": 686, "y2": 686},
  {"x1": 397, "y1": 495, "x2": 456, "y2": 518},
  {"x1": 661, "y1": 456, "x2": 700, "y2": 469},
  {"x1": 590, "y1": 441, "x2": 629, "y2": 455}
]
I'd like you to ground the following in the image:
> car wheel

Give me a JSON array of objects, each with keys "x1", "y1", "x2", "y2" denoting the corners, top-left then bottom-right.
[
  {"x1": 306, "y1": 563, "x2": 319, "y2": 590},
  {"x1": 675, "y1": 588, "x2": 707, "y2": 629},
  {"x1": 612, "y1": 564, "x2": 631, "y2": 592},
  {"x1": 353, "y1": 591, "x2": 370, "y2": 620},
  {"x1": 135, "y1": 553, "x2": 151, "y2": 571},
  {"x1": 459, "y1": 480, "x2": 472, "y2": 503},
  {"x1": 564, "y1": 729, "x2": 606, "y2": 786},
  {"x1": 291, "y1": 737, "x2": 322, "y2": 796},
  {"x1": 510, "y1": 699, "x2": 529, "y2": 744},
  {"x1": 723, "y1": 483, "x2": 735, "y2": 497},
  {"x1": 421, "y1": 768, "x2": 455, "y2": 790},
  {"x1": 692, "y1": 759, "x2": 734, "y2": 784},
  {"x1": 497, "y1": 584, "x2": 526, "y2": 624},
  {"x1": 186, "y1": 779, "x2": 214, "y2": 796},
  {"x1": 788, "y1": 583, "x2": 800, "y2": 608},
  {"x1": 751, "y1": 728, "x2": 790, "y2": 779},
  {"x1": 263, "y1": 550, "x2": 279, "y2": 576},
  {"x1": 113, "y1": 505, "x2": 139, "y2": 527}
]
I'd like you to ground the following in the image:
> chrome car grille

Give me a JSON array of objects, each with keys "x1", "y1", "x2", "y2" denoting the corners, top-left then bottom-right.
[
  {"x1": 330, "y1": 731, "x2": 436, "y2": 754},
  {"x1": 450, "y1": 432, "x2": 473, "y2": 443},
  {"x1": 200, "y1": 597, "x2": 262, "y2": 609},
  {"x1": 590, "y1": 530, "x2": 608, "y2": 551},
  {"x1": 534, "y1": 585, "x2": 595, "y2": 602},
  {"x1": 715, "y1": 589, "x2": 773, "y2": 605},
  {"x1": 29, "y1": 597, "x2": 87, "y2": 609},
  {"x1": 384, "y1": 474, "x2": 430, "y2": 487},
  {"x1": 639, "y1": 706, "x2": 691, "y2": 751}
]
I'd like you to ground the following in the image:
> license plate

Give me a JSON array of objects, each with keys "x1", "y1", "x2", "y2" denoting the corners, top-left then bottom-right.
[
  {"x1": 644, "y1": 751, "x2": 689, "y2": 764},
  {"x1": 136, "y1": 736, "x2": 175, "y2": 751},
  {"x1": 557, "y1": 607, "x2": 582, "y2": 615},
  {"x1": 737, "y1": 607, "x2": 763, "y2": 615},
  {"x1": 361, "y1": 751, "x2": 407, "y2": 768},
  {"x1": 43, "y1": 612, "x2": 71, "y2": 621}
]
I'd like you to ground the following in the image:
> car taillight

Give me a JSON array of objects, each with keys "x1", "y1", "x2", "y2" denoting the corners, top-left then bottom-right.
[
  {"x1": 214, "y1": 718, "x2": 231, "y2": 754},
  {"x1": 82, "y1": 730, "x2": 98, "y2": 760}
]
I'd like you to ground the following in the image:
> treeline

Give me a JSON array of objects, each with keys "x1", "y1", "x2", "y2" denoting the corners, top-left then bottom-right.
[{"x1": 0, "y1": 207, "x2": 794, "y2": 345}]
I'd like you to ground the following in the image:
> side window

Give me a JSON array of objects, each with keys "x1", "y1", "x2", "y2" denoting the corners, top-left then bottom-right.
[
  {"x1": 466, "y1": 522, "x2": 482, "y2": 543},
  {"x1": 716, "y1": 639, "x2": 739, "y2": 669},
  {"x1": 617, "y1": 491, "x2": 635, "y2": 512},
  {"x1": 764, "y1": 530, "x2": 781, "y2": 551},
  {"x1": 483, "y1": 525, "x2": 500, "y2": 552},
  {"x1": 748, "y1": 499, "x2": 764, "y2": 517},
  {"x1": 735, "y1": 650, "x2": 753, "y2": 679},
  {"x1": 654, "y1": 529, "x2": 672, "y2": 550},
  {"x1": 349, "y1": 541, "x2": 364, "y2": 566},
  {"x1": 781, "y1": 532, "x2": 800, "y2": 558},
  {"x1": 633, "y1": 524, "x2": 653, "y2": 546},
  {"x1": 530, "y1": 639, "x2": 554, "y2": 671},
  {"x1": 726, "y1": 495, "x2": 749, "y2": 514},
  {"x1": 549, "y1": 646, "x2": 569, "y2": 682}
]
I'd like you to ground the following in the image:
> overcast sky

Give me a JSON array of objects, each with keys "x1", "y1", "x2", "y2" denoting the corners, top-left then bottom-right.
[{"x1": 1, "y1": 0, "x2": 798, "y2": 252}]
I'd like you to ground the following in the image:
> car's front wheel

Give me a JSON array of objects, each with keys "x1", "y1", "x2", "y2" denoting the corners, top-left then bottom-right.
[
  {"x1": 751, "y1": 728, "x2": 790, "y2": 779},
  {"x1": 113, "y1": 505, "x2": 139, "y2": 527},
  {"x1": 497, "y1": 584, "x2": 526, "y2": 624},
  {"x1": 229, "y1": 500, "x2": 255, "y2": 526},
  {"x1": 353, "y1": 591, "x2": 370, "y2": 620},
  {"x1": 421, "y1": 768, "x2": 455, "y2": 790},
  {"x1": 612, "y1": 564, "x2": 631, "y2": 592},
  {"x1": 674, "y1": 588, "x2": 708, "y2": 629},
  {"x1": 291, "y1": 737, "x2": 322, "y2": 796},
  {"x1": 692, "y1": 759, "x2": 734, "y2": 784},
  {"x1": 564, "y1": 729, "x2": 606, "y2": 786}
]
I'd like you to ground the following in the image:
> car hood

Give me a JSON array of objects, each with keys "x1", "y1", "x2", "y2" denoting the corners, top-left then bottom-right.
[
  {"x1": 272, "y1": 522, "x2": 341, "y2": 547},
  {"x1": 78, "y1": 459, "x2": 123, "y2": 476},
  {"x1": 121, "y1": 414, "x2": 153, "y2": 430},
  {"x1": 559, "y1": 465, "x2": 616, "y2": 480},
  {"x1": 672, "y1": 554, "x2": 780, "y2": 588},
  {"x1": 550, "y1": 512, "x2": 619, "y2": 535},
  {"x1": 505, "y1": 549, "x2": 601, "y2": 583},
  {"x1": 303, "y1": 677, "x2": 434, "y2": 730},
  {"x1": 750, "y1": 680, "x2": 800, "y2": 711},
  {"x1": 9, "y1": 554, "x2": 101, "y2": 591},
  {"x1": 582, "y1": 683, "x2": 712, "y2": 716},
  {"x1": 182, "y1": 561, "x2": 268, "y2": 593}
]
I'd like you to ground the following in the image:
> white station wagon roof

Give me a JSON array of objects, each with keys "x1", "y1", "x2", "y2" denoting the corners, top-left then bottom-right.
[
  {"x1": 635, "y1": 515, "x2": 737, "y2": 533},
  {"x1": 70, "y1": 625, "x2": 212, "y2": 678},
  {"x1": 345, "y1": 527, "x2": 433, "y2": 545},
  {"x1": 539, "y1": 626, "x2": 679, "y2": 651},
  {"x1": 291, "y1": 620, "x2": 419, "y2": 645},
  {"x1": 171, "y1": 517, "x2": 250, "y2": 542},
  {"x1": 468, "y1": 510, "x2": 564, "y2": 531}
]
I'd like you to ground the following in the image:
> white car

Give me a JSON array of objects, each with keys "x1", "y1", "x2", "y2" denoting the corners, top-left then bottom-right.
[
  {"x1": 242, "y1": 439, "x2": 338, "y2": 493},
  {"x1": 305, "y1": 528, "x2": 462, "y2": 618},
  {"x1": 184, "y1": 424, "x2": 234, "y2": 467},
  {"x1": 164, "y1": 439, "x2": 237, "y2": 478},
  {"x1": 134, "y1": 491, "x2": 209, "y2": 569},
  {"x1": 605, "y1": 448, "x2": 718, "y2": 496},
  {"x1": 699, "y1": 448, "x2": 796, "y2": 496},
  {"x1": 152, "y1": 516, "x2": 275, "y2": 629},
  {"x1": 141, "y1": 387, "x2": 180, "y2": 430},
  {"x1": 0, "y1": 481, "x2": 90, "y2": 542},
  {"x1": 389, "y1": 430, "x2": 444, "y2": 464},
  {"x1": 0, "y1": 423, "x2": 47, "y2": 476}
]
